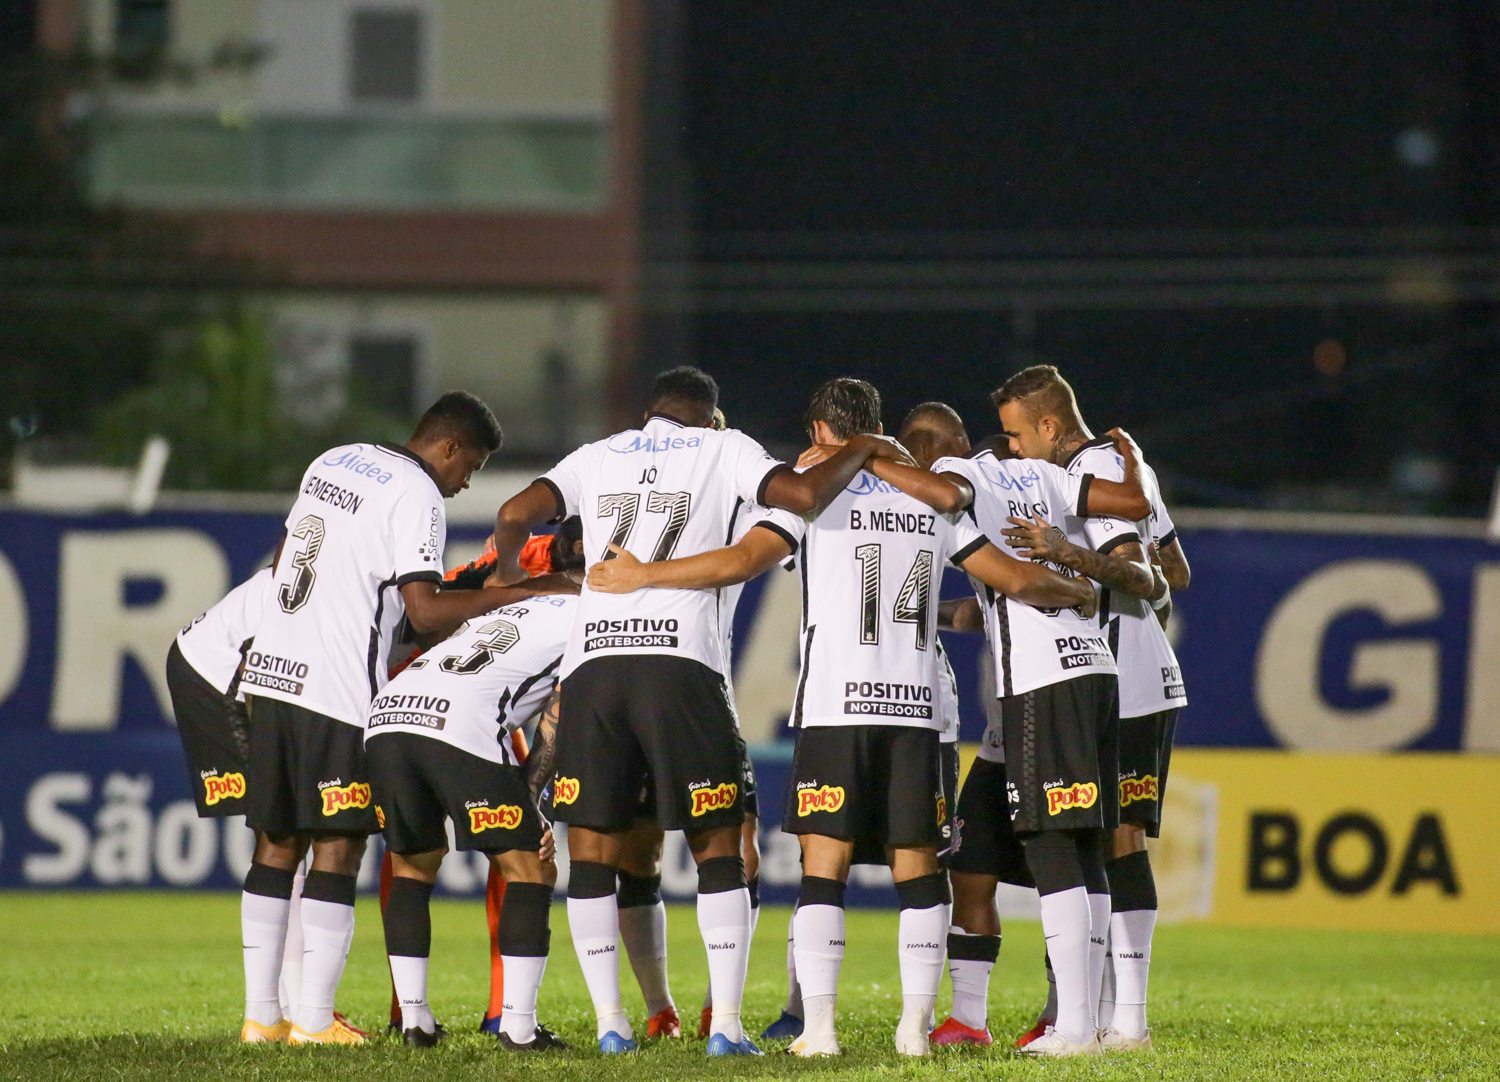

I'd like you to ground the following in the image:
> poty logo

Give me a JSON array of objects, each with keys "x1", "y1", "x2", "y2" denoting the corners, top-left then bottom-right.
[
  {"x1": 468, "y1": 805, "x2": 523, "y2": 833},
  {"x1": 320, "y1": 781, "x2": 371, "y2": 816},
  {"x1": 202, "y1": 772, "x2": 245, "y2": 806},
  {"x1": 689, "y1": 781, "x2": 737, "y2": 817},
  {"x1": 797, "y1": 784, "x2": 846, "y2": 816},
  {"x1": 553, "y1": 777, "x2": 581, "y2": 805},
  {"x1": 1119, "y1": 774, "x2": 1159, "y2": 807},
  {"x1": 936, "y1": 795, "x2": 947, "y2": 826},
  {"x1": 1046, "y1": 781, "x2": 1098, "y2": 816}
]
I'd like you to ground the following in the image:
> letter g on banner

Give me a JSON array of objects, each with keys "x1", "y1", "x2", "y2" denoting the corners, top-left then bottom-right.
[{"x1": 1256, "y1": 559, "x2": 1440, "y2": 750}]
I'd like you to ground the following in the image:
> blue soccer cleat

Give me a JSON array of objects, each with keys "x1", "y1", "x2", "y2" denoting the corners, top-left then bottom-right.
[
  {"x1": 479, "y1": 1015, "x2": 502, "y2": 1036},
  {"x1": 706, "y1": 1033, "x2": 764, "y2": 1056},
  {"x1": 760, "y1": 1010, "x2": 804, "y2": 1041},
  {"x1": 598, "y1": 1030, "x2": 638, "y2": 1053}
]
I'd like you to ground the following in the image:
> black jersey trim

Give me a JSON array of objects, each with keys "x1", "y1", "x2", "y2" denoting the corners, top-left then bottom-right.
[
  {"x1": 950, "y1": 534, "x2": 989, "y2": 567},
  {"x1": 497, "y1": 656, "x2": 563, "y2": 749},
  {"x1": 988, "y1": 584, "x2": 1014, "y2": 698},
  {"x1": 1077, "y1": 474, "x2": 1094, "y2": 518},
  {"x1": 1097, "y1": 531, "x2": 1141, "y2": 556},
  {"x1": 756, "y1": 462, "x2": 793, "y2": 506},
  {"x1": 1107, "y1": 614, "x2": 1121, "y2": 659},
  {"x1": 753, "y1": 519, "x2": 800, "y2": 554},
  {"x1": 725, "y1": 496, "x2": 744, "y2": 545},
  {"x1": 368, "y1": 573, "x2": 400, "y2": 699},
  {"x1": 226, "y1": 636, "x2": 253, "y2": 701},
  {"x1": 644, "y1": 411, "x2": 687, "y2": 428},
  {"x1": 536, "y1": 476, "x2": 567, "y2": 524},
  {"x1": 376, "y1": 442, "x2": 444, "y2": 490},
  {"x1": 790, "y1": 624, "x2": 816, "y2": 729},
  {"x1": 1063, "y1": 435, "x2": 1117, "y2": 471},
  {"x1": 395, "y1": 570, "x2": 443, "y2": 588},
  {"x1": 1157, "y1": 527, "x2": 1178, "y2": 549},
  {"x1": 1098, "y1": 585, "x2": 1112, "y2": 628}
]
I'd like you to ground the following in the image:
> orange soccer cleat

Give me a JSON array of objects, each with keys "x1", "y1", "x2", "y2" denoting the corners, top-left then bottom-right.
[{"x1": 646, "y1": 1006, "x2": 682, "y2": 1039}]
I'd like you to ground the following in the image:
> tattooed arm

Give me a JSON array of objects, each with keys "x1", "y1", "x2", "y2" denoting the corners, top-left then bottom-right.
[{"x1": 525, "y1": 686, "x2": 561, "y2": 807}]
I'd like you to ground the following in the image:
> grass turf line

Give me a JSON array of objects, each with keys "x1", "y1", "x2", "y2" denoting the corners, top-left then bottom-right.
[{"x1": 0, "y1": 893, "x2": 1496, "y2": 1081}]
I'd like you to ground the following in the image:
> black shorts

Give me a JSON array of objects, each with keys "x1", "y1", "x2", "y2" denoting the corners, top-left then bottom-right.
[
  {"x1": 947, "y1": 757, "x2": 1033, "y2": 887},
  {"x1": 245, "y1": 697, "x2": 377, "y2": 835},
  {"x1": 938, "y1": 740, "x2": 960, "y2": 860},
  {"x1": 784, "y1": 725, "x2": 944, "y2": 850},
  {"x1": 1002, "y1": 673, "x2": 1120, "y2": 835},
  {"x1": 553, "y1": 655, "x2": 745, "y2": 832},
  {"x1": 1118, "y1": 708, "x2": 1178, "y2": 838},
  {"x1": 739, "y1": 735, "x2": 759, "y2": 819},
  {"x1": 367, "y1": 732, "x2": 544, "y2": 855},
  {"x1": 167, "y1": 641, "x2": 251, "y2": 818}
]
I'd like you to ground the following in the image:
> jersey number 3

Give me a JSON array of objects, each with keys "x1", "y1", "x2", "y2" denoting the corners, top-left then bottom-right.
[
  {"x1": 853, "y1": 544, "x2": 934, "y2": 650},
  {"x1": 439, "y1": 619, "x2": 521, "y2": 675},
  {"x1": 278, "y1": 515, "x2": 325, "y2": 614}
]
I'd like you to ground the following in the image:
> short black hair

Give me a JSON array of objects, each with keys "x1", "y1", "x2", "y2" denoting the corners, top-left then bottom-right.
[
  {"x1": 804, "y1": 378, "x2": 881, "y2": 440},
  {"x1": 549, "y1": 515, "x2": 585, "y2": 572},
  {"x1": 647, "y1": 366, "x2": 719, "y2": 419},
  {"x1": 412, "y1": 390, "x2": 502, "y2": 453},
  {"x1": 899, "y1": 401, "x2": 965, "y2": 440}
]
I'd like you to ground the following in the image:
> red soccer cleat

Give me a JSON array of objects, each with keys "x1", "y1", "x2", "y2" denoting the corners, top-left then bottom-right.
[
  {"x1": 697, "y1": 1006, "x2": 713, "y2": 1039},
  {"x1": 646, "y1": 1007, "x2": 682, "y2": 1039},
  {"x1": 930, "y1": 1017, "x2": 993, "y2": 1047},
  {"x1": 1014, "y1": 1017, "x2": 1052, "y2": 1049}
]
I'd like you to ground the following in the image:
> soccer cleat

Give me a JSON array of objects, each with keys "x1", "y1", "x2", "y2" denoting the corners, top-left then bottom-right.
[
  {"x1": 1018, "y1": 1025, "x2": 1102, "y2": 1057},
  {"x1": 240, "y1": 1019, "x2": 291, "y2": 1043},
  {"x1": 894, "y1": 1016, "x2": 931, "y2": 1057},
  {"x1": 597, "y1": 1030, "x2": 638, "y2": 1053},
  {"x1": 478, "y1": 1015, "x2": 502, "y2": 1036},
  {"x1": 930, "y1": 1017, "x2": 993, "y2": 1047},
  {"x1": 787, "y1": 1029, "x2": 841, "y2": 1057},
  {"x1": 498, "y1": 1023, "x2": 569, "y2": 1052},
  {"x1": 333, "y1": 1013, "x2": 367, "y2": 1039},
  {"x1": 1014, "y1": 1016, "x2": 1052, "y2": 1048},
  {"x1": 287, "y1": 1016, "x2": 367, "y2": 1045},
  {"x1": 760, "y1": 1010, "x2": 805, "y2": 1041},
  {"x1": 706, "y1": 1033, "x2": 764, "y2": 1056},
  {"x1": 1100, "y1": 1027, "x2": 1153, "y2": 1052},
  {"x1": 697, "y1": 1005, "x2": 713, "y2": 1039},
  {"x1": 646, "y1": 1006, "x2": 682, "y2": 1039},
  {"x1": 402, "y1": 1022, "x2": 446, "y2": 1048}
]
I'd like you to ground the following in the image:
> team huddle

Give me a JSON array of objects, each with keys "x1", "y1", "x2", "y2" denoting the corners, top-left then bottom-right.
[{"x1": 166, "y1": 363, "x2": 1190, "y2": 1059}]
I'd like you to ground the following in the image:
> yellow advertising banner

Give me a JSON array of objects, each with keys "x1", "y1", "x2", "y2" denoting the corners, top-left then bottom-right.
[{"x1": 1146, "y1": 750, "x2": 1500, "y2": 934}]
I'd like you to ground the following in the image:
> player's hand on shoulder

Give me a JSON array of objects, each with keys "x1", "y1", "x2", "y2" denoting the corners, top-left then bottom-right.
[
  {"x1": 1003, "y1": 514, "x2": 1067, "y2": 561},
  {"x1": 797, "y1": 444, "x2": 837, "y2": 469},
  {"x1": 538, "y1": 822, "x2": 556, "y2": 865},
  {"x1": 585, "y1": 544, "x2": 649, "y2": 593},
  {"x1": 524, "y1": 571, "x2": 582, "y2": 596},
  {"x1": 854, "y1": 432, "x2": 917, "y2": 467},
  {"x1": 1107, "y1": 426, "x2": 1141, "y2": 456}
]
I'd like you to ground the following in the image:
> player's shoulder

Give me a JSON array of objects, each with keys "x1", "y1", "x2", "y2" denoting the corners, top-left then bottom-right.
[
  {"x1": 1063, "y1": 436, "x2": 1121, "y2": 475},
  {"x1": 309, "y1": 442, "x2": 437, "y2": 495}
]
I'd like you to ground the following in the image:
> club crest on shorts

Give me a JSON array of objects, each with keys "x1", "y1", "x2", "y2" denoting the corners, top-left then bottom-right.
[
  {"x1": 796, "y1": 782, "x2": 845, "y2": 816},
  {"x1": 318, "y1": 779, "x2": 371, "y2": 816},
  {"x1": 467, "y1": 803, "x2": 523, "y2": 832},
  {"x1": 553, "y1": 776, "x2": 581, "y2": 805},
  {"x1": 1119, "y1": 774, "x2": 1159, "y2": 807},
  {"x1": 1044, "y1": 780, "x2": 1098, "y2": 816},
  {"x1": 688, "y1": 780, "x2": 737, "y2": 816},
  {"x1": 200, "y1": 771, "x2": 245, "y2": 806}
]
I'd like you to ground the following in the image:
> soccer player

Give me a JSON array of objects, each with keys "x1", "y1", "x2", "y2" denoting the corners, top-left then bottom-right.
[
  {"x1": 366, "y1": 572, "x2": 581, "y2": 1050},
  {"x1": 587, "y1": 378, "x2": 1098, "y2": 1057},
  {"x1": 993, "y1": 365, "x2": 1187, "y2": 1051},
  {"x1": 489, "y1": 366, "x2": 913, "y2": 1055},
  {"x1": 861, "y1": 415, "x2": 1150, "y2": 1057},
  {"x1": 237, "y1": 392, "x2": 571, "y2": 1045}
]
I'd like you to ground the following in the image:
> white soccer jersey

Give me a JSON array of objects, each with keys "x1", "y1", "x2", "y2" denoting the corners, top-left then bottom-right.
[
  {"x1": 936, "y1": 639, "x2": 961, "y2": 744},
  {"x1": 541, "y1": 414, "x2": 787, "y2": 679},
  {"x1": 1064, "y1": 440, "x2": 1188, "y2": 718},
  {"x1": 176, "y1": 568, "x2": 274, "y2": 697},
  {"x1": 976, "y1": 647, "x2": 1006, "y2": 763},
  {"x1": 720, "y1": 500, "x2": 805, "y2": 721},
  {"x1": 784, "y1": 469, "x2": 986, "y2": 731},
  {"x1": 366, "y1": 595, "x2": 577, "y2": 766},
  {"x1": 933, "y1": 452, "x2": 1118, "y2": 698},
  {"x1": 242, "y1": 443, "x2": 447, "y2": 727}
]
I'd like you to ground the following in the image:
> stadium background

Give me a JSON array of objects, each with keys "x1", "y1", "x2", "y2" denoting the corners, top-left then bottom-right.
[{"x1": 1, "y1": 0, "x2": 1499, "y2": 941}]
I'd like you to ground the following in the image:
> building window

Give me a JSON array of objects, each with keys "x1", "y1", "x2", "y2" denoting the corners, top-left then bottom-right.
[
  {"x1": 115, "y1": 0, "x2": 170, "y2": 53},
  {"x1": 348, "y1": 333, "x2": 419, "y2": 419},
  {"x1": 350, "y1": 8, "x2": 424, "y2": 103}
]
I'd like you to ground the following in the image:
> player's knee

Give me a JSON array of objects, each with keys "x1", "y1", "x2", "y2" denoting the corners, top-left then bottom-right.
[
  {"x1": 1113, "y1": 823, "x2": 1148, "y2": 859},
  {"x1": 1107, "y1": 848, "x2": 1157, "y2": 912},
  {"x1": 1021, "y1": 831, "x2": 1086, "y2": 896},
  {"x1": 617, "y1": 869, "x2": 663, "y2": 908},
  {"x1": 310, "y1": 832, "x2": 367, "y2": 877},
  {"x1": 686, "y1": 823, "x2": 742, "y2": 861}
]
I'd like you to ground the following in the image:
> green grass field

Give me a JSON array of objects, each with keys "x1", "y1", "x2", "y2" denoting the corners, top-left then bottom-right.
[{"x1": 1, "y1": 893, "x2": 1496, "y2": 1081}]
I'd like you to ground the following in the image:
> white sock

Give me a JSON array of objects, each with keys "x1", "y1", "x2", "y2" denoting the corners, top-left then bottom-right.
[
  {"x1": 618, "y1": 902, "x2": 674, "y2": 1015},
  {"x1": 792, "y1": 904, "x2": 844, "y2": 1013},
  {"x1": 783, "y1": 911, "x2": 803, "y2": 1016},
  {"x1": 241, "y1": 891, "x2": 290, "y2": 1026},
  {"x1": 947, "y1": 928, "x2": 997, "y2": 1031},
  {"x1": 389, "y1": 954, "x2": 434, "y2": 1034},
  {"x1": 277, "y1": 866, "x2": 305, "y2": 1018},
  {"x1": 296, "y1": 898, "x2": 356, "y2": 1034},
  {"x1": 1109, "y1": 908, "x2": 1156, "y2": 1039},
  {"x1": 500, "y1": 954, "x2": 548, "y2": 1043},
  {"x1": 697, "y1": 887, "x2": 751, "y2": 1042},
  {"x1": 567, "y1": 895, "x2": 631, "y2": 1039},
  {"x1": 1098, "y1": 929, "x2": 1116, "y2": 1033},
  {"x1": 1038, "y1": 886, "x2": 1093, "y2": 1043},
  {"x1": 1042, "y1": 953, "x2": 1058, "y2": 1022},
  {"x1": 1087, "y1": 891, "x2": 1112, "y2": 1031},
  {"x1": 898, "y1": 904, "x2": 946, "y2": 1028}
]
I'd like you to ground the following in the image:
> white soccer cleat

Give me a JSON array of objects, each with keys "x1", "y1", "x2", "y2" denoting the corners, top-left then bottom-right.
[
  {"x1": 893, "y1": 1023, "x2": 931, "y2": 1057},
  {"x1": 787, "y1": 1008, "x2": 841, "y2": 1057},
  {"x1": 1018, "y1": 1025, "x2": 1102, "y2": 1057},
  {"x1": 1100, "y1": 1026, "x2": 1153, "y2": 1051}
]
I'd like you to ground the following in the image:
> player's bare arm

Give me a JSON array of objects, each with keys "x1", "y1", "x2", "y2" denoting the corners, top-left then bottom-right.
[
  {"x1": 525, "y1": 686, "x2": 562, "y2": 808},
  {"x1": 1157, "y1": 536, "x2": 1191, "y2": 591},
  {"x1": 490, "y1": 480, "x2": 566, "y2": 585},
  {"x1": 866, "y1": 459, "x2": 977, "y2": 514},
  {"x1": 763, "y1": 433, "x2": 916, "y2": 515},
  {"x1": 399, "y1": 572, "x2": 579, "y2": 636},
  {"x1": 955, "y1": 541, "x2": 1099, "y2": 618},
  {"x1": 938, "y1": 596, "x2": 984, "y2": 632},
  {"x1": 587, "y1": 525, "x2": 794, "y2": 594},
  {"x1": 1001, "y1": 515, "x2": 1158, "y2": 601}
]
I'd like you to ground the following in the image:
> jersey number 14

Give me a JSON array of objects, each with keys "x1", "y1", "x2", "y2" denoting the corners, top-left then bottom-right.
[{"x1": 854, "y1": 544, "x2": 934, "y2": 650}]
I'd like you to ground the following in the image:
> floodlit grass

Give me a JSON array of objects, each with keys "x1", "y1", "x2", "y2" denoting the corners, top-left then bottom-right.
[{"x1": 1, "y1": 893, "x2": 1496, "y2": 1080}]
